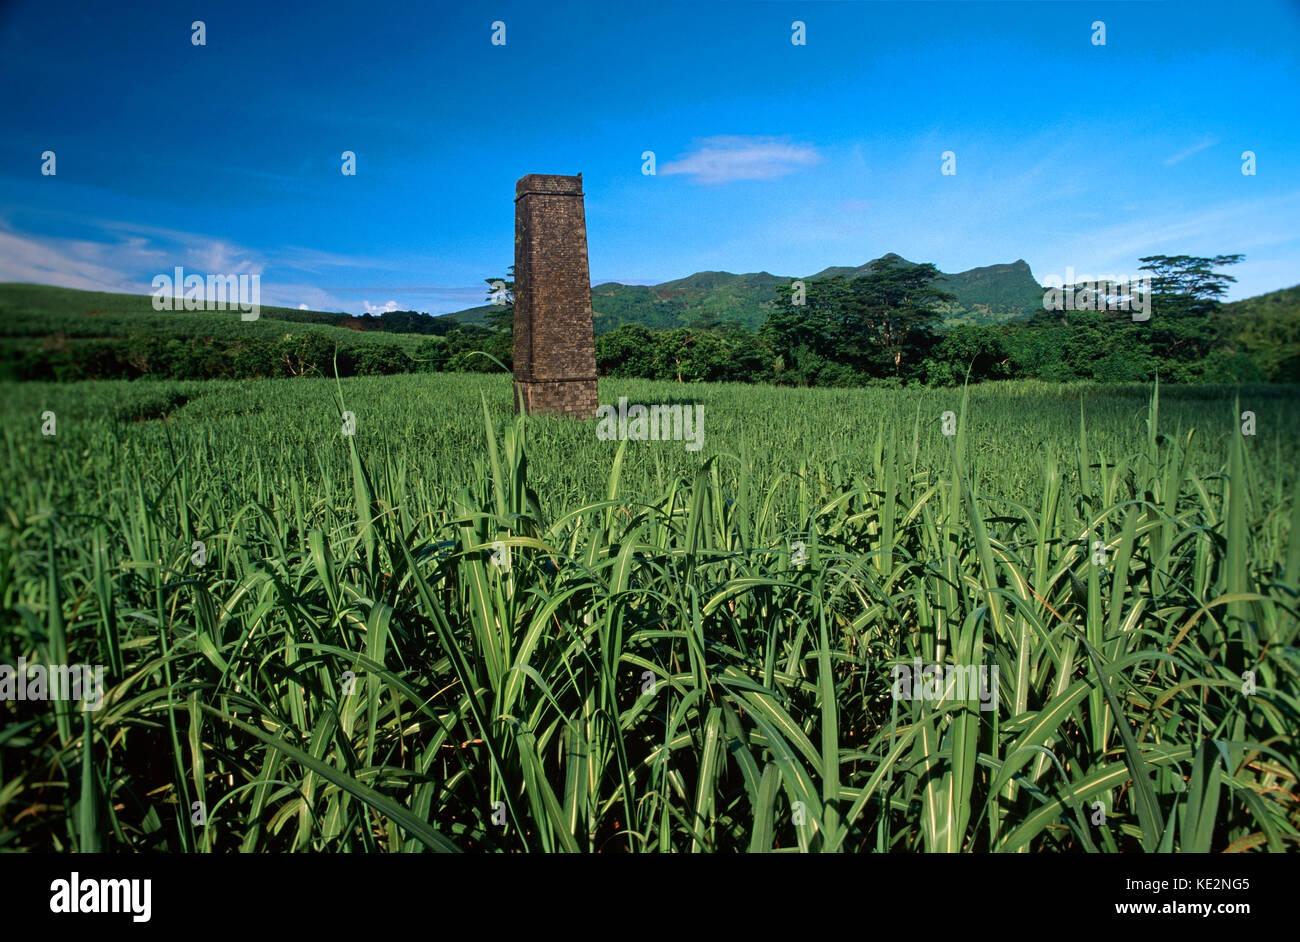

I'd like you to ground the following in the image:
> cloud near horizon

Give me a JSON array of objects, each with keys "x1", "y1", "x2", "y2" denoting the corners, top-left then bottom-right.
[{"x1": 0, "y1": 220, "x2": 435, "y2": 314}]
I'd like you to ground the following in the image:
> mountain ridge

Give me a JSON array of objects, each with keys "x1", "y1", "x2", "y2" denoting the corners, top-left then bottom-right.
[{"x1": 448, "y1": 255, "x2": 1048, "y2": 333}]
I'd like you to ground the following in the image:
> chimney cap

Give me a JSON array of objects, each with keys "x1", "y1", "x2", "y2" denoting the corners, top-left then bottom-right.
[{"x1": 515, "y1": 173, "x2": 584, "y2": 198}]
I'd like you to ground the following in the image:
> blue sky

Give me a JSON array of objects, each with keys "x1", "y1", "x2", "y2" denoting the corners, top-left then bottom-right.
[{"x1": 1, "y1": 0, "x2": 1296, "y2": 315}]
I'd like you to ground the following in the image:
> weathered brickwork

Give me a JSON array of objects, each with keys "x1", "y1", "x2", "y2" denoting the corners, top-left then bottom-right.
[{"x1": 513, "y1": 173, "x2": 599, "y2": 418}]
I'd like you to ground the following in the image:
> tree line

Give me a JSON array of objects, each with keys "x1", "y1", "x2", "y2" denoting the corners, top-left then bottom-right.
[
  {"x1": 6, "y1": 254, "x2": 1291, "y2": 384},
  {"x1": 593, "y1": 254, "x2": 1289, "y2": 385}
]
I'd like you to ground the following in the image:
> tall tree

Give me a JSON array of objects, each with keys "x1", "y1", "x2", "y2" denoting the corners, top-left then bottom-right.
[
  {"x1": 759, "y1": 278, "x2": 846, "y2": 385},
  {"x1": 1137, "y1": 253, "x2": 1243, "y2": 367},
  {"x1": 484, "y1": 265, "x2": 515, "y2": 334},
  {"x1": 1139, "y1": 254, "x2": 1243, "y2": 317},
  {"x1": 837, "y1": 256, "x2": 952, "y2": 377}
]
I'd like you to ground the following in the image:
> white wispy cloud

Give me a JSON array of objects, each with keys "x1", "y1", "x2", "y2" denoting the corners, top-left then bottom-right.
[
  {"x1": 659, "y1": 135, "x2": 821, "y2": 184},
  {"x1": 363, "y1": 299, "x2": 401, "y2": 314},
  {"x1": 0, "y1": 216, "x2": 432, "y2": 311},
  {"x1": 1163, "y1": 138, "x2": 1219, "y2": 166},
  {"x1": 0, "y1": 219, "x2": 269, "y2": 293},
  {"x1": 1027, "y1": 190, "x2": 1300, "y2": 300},
  {"x1": 0, "y1": 224, "x2": 152, "y2": 293}
]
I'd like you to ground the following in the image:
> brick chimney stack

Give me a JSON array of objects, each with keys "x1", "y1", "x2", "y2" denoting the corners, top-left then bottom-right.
[{"x1": 512, "y1": 173, "x2": 599, "y2": 418}]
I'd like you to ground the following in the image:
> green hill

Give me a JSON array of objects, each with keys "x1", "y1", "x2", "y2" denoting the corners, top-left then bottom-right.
[
  {"x1": 442, "y1": 254, "x2": 1047, "y2": 333},
  {"x1": 935, "y1": 260, "x2": 1046, "y2": 325},
  {"x1": 0, "y1": 283, "x2": 432, "y2": 382},
  {"x1": 445, "y1": 303, "x2": 496, "y2": 328},
  {"x1": 807, "y1": 254, "x2": 1044, "y2": 325},
  {"x1": 1219, "y1": 284, "x2": 1300, "y2": 381},
  {"x1": 0, "y1": 283, "x2": 420, "y2": 343}
]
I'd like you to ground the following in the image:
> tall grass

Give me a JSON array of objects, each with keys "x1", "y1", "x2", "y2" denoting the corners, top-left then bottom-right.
[{"x1": 1, "y1": 375, "x2": 1297, "y2": 851}]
